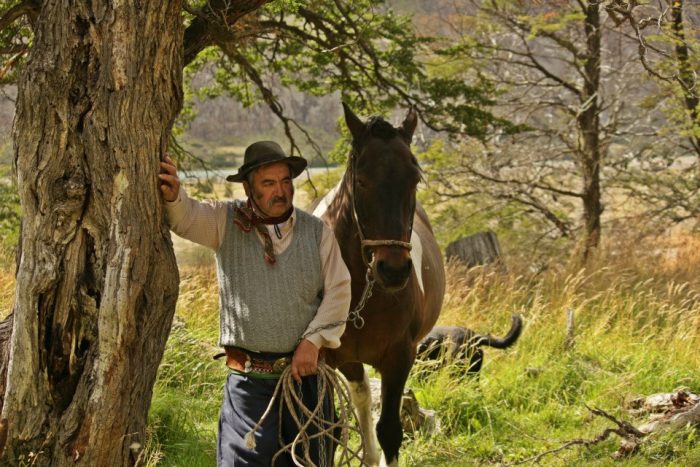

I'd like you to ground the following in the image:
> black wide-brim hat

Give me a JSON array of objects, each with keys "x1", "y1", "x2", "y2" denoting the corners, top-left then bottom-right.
[{"x1": 226, "y1": 140, "x2": 308, "y2": 183}]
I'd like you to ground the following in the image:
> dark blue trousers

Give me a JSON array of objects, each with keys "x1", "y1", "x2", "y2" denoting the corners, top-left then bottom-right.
[{"x1": 217, "y1": 372, "x2": 334, "y2": 466}]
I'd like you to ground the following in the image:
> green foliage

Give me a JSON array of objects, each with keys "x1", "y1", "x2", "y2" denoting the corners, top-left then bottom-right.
[
  {"x1": 0, "y1": 1, "x2": 32, "y2": 85},
  {"x1": 326, "y1": 117, "x2": 353, "y2": 165},
  {"x1": 416, "y1": 140, "x2": 570, "y2": 259},
  {"x1": 632, "y1": 3, "x2": 700, "y2": 145},
  {"x1": 0, "y1": 166, "x2": 20, "y2": 254},
  {"x1": 525, "y1": 11, "x2": 586, "y2": 39},
  {"x1": 175, "y1": 0, "x2": 513, "y2": 145},
  {"x1": 186, "y1": 1, "x2": 424, "y2": 116},
  {"x1": 265, "y1": 0, "x2": 303, "y2": 14},
  {"x1": 419, "y1": 77, "x2": 522, "y2": 136}
]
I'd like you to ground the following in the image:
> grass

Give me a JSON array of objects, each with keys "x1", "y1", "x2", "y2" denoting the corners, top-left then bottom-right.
[
  {"x1": 1, "y1": 228, "x2": 698, "y2": 465},
  {"x1": 137, "y1": 233, "x2": 700, "y2": 465},
  {"x1": 400, "y1": 241, "x2": 700, "y2": 465},
  {"x1": 144, "y1": 266, "x2": 224, "y2": 467}
]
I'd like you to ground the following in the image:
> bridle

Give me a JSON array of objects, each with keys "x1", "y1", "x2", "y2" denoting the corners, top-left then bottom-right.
[
  {"x1": 349, "y1": 148, "x2": 414, "y2": 268},
  {"x1": 345, "y1": 140, "x2": 416, "y2": 329}
]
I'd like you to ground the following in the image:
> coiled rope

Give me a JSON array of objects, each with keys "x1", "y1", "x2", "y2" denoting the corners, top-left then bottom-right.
[{"x1": 244, "y1": 362, "x2": 366, "y2": 466}]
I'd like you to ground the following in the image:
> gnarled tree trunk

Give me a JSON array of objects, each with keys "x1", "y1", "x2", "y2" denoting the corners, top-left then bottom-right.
[{"x1": 0, "y1": 2, "x2": 182, "y2": 465}]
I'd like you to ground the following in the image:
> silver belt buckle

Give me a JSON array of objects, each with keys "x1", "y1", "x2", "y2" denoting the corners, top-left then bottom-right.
[
  {"x1": 272, "y1": 357, "x2": 290, "y2": 373},
  {"x1": 243, "y1": 355, "x2": 252, "y2": 373}
]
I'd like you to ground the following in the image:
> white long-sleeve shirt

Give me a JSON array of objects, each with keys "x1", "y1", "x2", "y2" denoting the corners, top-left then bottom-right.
[{"x1": 165, "y1": 187, "x2": 351, "y2": 349}]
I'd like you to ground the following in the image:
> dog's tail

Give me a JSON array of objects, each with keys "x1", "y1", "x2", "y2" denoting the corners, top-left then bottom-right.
[{"x1": 473, "y1": 314, "x2": 523, "y2": 349}]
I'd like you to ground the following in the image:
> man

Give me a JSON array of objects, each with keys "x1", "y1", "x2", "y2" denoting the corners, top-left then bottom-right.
[{"x1": 158, "y1": 141, "x2": 351, "y2": 466}]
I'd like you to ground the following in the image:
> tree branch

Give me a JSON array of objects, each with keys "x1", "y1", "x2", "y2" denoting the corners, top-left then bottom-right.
[
  {"x1": 183, "y1": 0, "x2": 272, "y2": 66},
  {"x1": 511, "y1": 405, "x2": 645, "y2": 465},
  {"x1": 215, "y1": 43, "x2": 326, "y2": 191},
  {"x1": 0, "y1": 0, "x2": 39, "y2": 31}
]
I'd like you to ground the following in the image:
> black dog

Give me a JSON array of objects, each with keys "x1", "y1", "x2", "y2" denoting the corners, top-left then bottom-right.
[{"x1": 416, "y1": 315, "x2": 523, "y2": 376}]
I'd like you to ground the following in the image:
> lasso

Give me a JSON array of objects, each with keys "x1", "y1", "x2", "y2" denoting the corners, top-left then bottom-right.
[{"x1": 245, "y1": 362, "x2": 366, "y2": 466}]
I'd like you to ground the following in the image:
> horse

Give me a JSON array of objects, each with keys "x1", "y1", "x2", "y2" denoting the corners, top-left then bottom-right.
[{"x1": 312, "y1": 104, "x2": 445, "y2": 466}]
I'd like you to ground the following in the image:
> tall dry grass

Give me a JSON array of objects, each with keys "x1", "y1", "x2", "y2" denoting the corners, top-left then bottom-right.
[
  {"x1": 442, "y1": 229, "x2": 700, "y2": 337},
  {"x1": 403, "y1": 231, "x2": 700, "y2": 464}
]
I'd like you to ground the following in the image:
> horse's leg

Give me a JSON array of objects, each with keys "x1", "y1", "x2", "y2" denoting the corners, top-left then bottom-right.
[
  {"x1": 377, "y1": 350, "x2": 413, "y2": 467},
  {"x1": 339, "y1": 361, "x2": 381, "y2": 466}
]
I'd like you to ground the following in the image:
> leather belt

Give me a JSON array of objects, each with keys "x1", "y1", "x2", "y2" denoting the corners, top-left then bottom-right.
[{"x1": 223, "y1": 346, "x2": 291, "y2": 375}]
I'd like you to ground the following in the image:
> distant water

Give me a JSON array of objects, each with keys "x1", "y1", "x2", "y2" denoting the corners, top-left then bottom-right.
[{"x1": 180, "y1": 166, "x2": 339, "y2": 180}]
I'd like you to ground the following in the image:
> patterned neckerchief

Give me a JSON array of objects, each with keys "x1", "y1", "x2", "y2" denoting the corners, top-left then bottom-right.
[{"x1": 233, "y1": 199, "x2": 293, "y2": 265}]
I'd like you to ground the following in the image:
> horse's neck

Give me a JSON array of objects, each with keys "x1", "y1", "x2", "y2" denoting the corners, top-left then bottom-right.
[
  {"x1": 330, "y1": 173, "x2": 354, "y2": 240},
  {"x1": 329, "y1": 172, "x2": 365, "y2": 273}
]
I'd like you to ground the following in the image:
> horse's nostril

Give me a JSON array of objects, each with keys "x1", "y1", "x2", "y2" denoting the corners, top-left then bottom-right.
[{"x1": 377, "y1": 259, "x2": 411, "y2": 282}]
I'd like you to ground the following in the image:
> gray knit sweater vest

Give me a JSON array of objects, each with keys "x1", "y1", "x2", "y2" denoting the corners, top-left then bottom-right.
[{"x1": 216, "y1": 200, "x2": 324, "y2": 353}]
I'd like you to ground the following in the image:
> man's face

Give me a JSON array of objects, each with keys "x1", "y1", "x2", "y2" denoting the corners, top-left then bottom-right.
[{"x1": 244, "y1": 162, "x2": 294, "y2": 218}]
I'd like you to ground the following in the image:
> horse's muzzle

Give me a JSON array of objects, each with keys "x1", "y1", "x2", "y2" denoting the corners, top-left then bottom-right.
[{"x1": 374, "y1": 257, "x2": 412, "y2": 291}]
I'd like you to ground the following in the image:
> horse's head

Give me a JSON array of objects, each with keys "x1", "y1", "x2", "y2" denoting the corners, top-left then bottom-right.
[{"x1": 343, "y1": 103, "x2": 421, "y2": 292}]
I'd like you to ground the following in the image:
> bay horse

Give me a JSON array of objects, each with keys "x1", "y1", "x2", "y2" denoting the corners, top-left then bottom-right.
[{"x1": 312, "y1": 104, "x2": 445, "y2": 466}]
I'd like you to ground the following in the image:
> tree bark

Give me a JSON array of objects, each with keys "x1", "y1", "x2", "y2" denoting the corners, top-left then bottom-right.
[
  {"x1": 0, "y1": 2, "x2": 182, "y2": 465},
  {"x1": 445, "y1": 231, "x2": 503, "y2": 269},
  {"x1": 577, "y1": 1, "x2": 603, "y2": 264},
  {"x1": 670, "y1": 0, "x2": 700, "y2": 163},
  {"x1": 0, "y1": 314, "x2": 11, "y2": 416}
]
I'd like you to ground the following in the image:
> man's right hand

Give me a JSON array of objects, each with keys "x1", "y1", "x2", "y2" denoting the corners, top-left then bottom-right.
[{"x1": 159, "y1": 154, "x2": 180, "y2": 202}]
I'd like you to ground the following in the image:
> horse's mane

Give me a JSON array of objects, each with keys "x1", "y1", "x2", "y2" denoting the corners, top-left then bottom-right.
[
  {"x1": 366, "y1": 117, "x2": 398, "y2": 141},
  {"x1": 348, "y1": 115, "x2": 423, "y2": 182}
]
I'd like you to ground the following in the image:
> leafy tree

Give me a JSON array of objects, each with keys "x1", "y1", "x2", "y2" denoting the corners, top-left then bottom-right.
[
  {"x1": 606, "y1": 0, "x2": 699, "y2": 161},
  {"x1": 602, "y1": 0, "x2": 700, "y2": 225},
  {"x1": 417, "y1": 0, "x2": 672, "y2": 263},
  {"x1": 0, "y1": 0, "x2": 506, "y2": 465}
]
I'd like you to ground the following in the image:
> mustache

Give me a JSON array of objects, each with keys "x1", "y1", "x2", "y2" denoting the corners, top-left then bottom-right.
[{"x1": 268, "y1": 195, "x2": 288, "y2": 207}]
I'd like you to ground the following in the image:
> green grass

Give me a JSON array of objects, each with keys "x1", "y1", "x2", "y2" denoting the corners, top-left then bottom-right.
[
  {"x1": 144, "y1": 310, "x2": 225, "y2": 466},
  {"x1": 0, "y1": 237, "x2": 697, "y2": 465},
  {"x1": 142, "y1": 247, "x2": 700, "y2": 465},
  {"x1": 142, "y1": 266, "x2": 224, "y2": 466}
]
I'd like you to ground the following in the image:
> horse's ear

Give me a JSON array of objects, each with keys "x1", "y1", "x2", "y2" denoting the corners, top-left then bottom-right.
[
  {"x1": 399, "y1": 107, "x2": 418, "y2": 144},
  {"x1": 342, "y1": 102, "x2": 365, "y2": 142}
]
